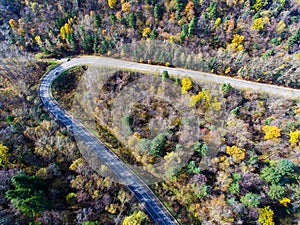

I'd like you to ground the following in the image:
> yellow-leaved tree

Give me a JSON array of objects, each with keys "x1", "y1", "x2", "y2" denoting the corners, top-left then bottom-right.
[
  {"x1": 122, "y1": 2, "x2": 131, "y2": 12},
  {"x1": 108, "y1": 0, "x2": 117, "y2": 8},
  {"x1": 252, "y1": 17, "x2": 269, "y2": 31},
  {"x1": 227, "y1": 34, "x2": 244, "y2": 52},
  {"x1": 262, "y1": 125, "x2": 281, "y2": 140},
  {"x1": 181, "y1": 77, "x2": 192, "y2": 94},
  {"x1": 279, "y1": 197, "x2": 291, "y2": 207},
  {"x1": 276, "y1": 20, "x2": 286, "y2": 33},
  {"x1": 190, "y1": 90, "x2": 212, "y2": 108},
  {"x1": 0, "y1": 144, "x2": 9, "y2": 166},
  {"x1": 9, "y1": 19, "x2": 18, "y2": 29},
  {"x1": 35, "y1": 35, "x2": 42, "y2": 46},
  {"x1": 69, "y1": 158, "x2": 87, "y2": 173},
  {"x1": 226, "y1": 145, "x2": 245, "y2": 162},
  {"x1": 122, "y1": 210, "x2": 147, "y2": 225},
  {"x1": 142, "y1": 27, "x2": 151, "y2": 38},
  {"x1": 289, "y1": 130, "x2": 300, "y2": 146},
  {"x1": 258, "y1": 206, "x2": 275, "y2": 225},
  {"x1": 60, "y1": 23, "x2": 73, "y2": 40}
]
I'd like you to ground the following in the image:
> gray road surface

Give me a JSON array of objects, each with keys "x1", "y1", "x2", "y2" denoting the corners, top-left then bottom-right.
[
  {"x1": 39, "y1": 56, "x2": 300, "y2": 225},
  {"x1": 39, "y1": 57, "x2": 180, "y2": 225}
]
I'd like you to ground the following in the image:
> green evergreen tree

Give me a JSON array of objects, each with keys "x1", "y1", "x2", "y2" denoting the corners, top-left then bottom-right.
[
  {"x1": 5, "y1": 174, "x2": 49, "y2": 216},
  {"x1": 176, "y1": 0, "x2": 187, "y2": 20},
  {"x1": 150, "y1": 29, "x2": 158, "y2": 40},
  {"x1": 162, "y1": 70, "x2": 169, "y2": 81},
  {"x1": 240, "y1": 193, "x2": 260, "y2": 207},
  {"x1": 94, "y1": 14, "x2": 101, "y2": 28},
  {"x1": 193, "y1": 142, "x2": 208, "y2": 157},
  {"x1": 82, "y1": 32, "x2": 93, "y2": 52},
  {"x1": 150, "y1": 133, "x2": 168, "y2": 156},
  {"x1": 128, "y1": 12, "x2": 136, "y2": 28},
  {"x1": 288, "y1": 28, "x2": 300, "y2": 49},
  {"x1": 154, "y1": 3, "x2": 162, "y2": 19},
  {"x1": 208, "y1": 1, "x2": 218, "y2": 19},
  {"x1": 66, "y1": 33, "x2": 77, "y2": 52},
  {"x1": 100, "y1": 40, "x2": 108, "y2": 54},
  {"x1": 180, "y1": 24, "x2": 188, "y2": 42},
  {"x1": 188, "y1": 17, "x2": 197, "y2": 37},
  {"x1": 93, "y1": 35, "x2": 100, "y2": 53},
  {"x1": 110, "y1": 13, "x2": 117, "y2": 24}
]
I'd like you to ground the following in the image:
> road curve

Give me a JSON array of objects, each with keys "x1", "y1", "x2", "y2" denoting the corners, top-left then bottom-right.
[
  {"x1": 39, "y1": 56, "x2": 300, "y2": 225},
  {"x1": 39, "y1": 57, "x2": 180, "y2": 225},
  {"x1": 59, "y1": 56, "x2": 300, "y2": 98}
]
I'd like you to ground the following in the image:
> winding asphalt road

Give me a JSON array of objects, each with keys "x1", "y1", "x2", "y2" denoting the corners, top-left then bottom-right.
[
  {"x1": 57, "y1": 56, "x2": 300, "y2": 98},
  {"x1": 39, "y1": 57, "x2": 179, "y2": 225},
  {"x1": 39, "y1": 56, "x2": 300, "y2": 225}
]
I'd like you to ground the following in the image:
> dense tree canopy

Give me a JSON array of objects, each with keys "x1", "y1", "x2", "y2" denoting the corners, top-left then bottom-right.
[
  {"x1": 0, "y1": 1, "x2": 300, "y2": 224},
  {"x1": 5, "y1": 174, "x2": 49, "y2": 216},
  {"x1": 0, "y1": 0, "x2": 299, "y2": 87}
]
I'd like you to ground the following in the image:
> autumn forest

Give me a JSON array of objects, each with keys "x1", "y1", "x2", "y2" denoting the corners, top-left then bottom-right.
[{"x1": 0, "y1": 0, "x2": 299, "y2": 224}]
